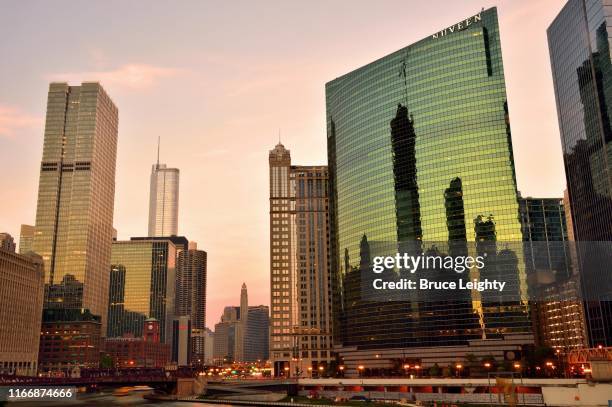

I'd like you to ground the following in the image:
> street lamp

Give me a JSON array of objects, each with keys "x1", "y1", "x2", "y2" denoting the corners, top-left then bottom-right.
[{"x1": 358, "y1": 365, "x2": 365, "y2": 377}]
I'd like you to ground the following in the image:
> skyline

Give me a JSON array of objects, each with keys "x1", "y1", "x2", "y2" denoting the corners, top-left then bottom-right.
[{"x1": 0, "y1": 0, "x2": 568, "y2": 325}]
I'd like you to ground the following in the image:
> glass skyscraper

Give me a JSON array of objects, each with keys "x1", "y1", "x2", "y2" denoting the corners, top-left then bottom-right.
[
  {"x1": 108, "y1": 238, "x2": 177, "y2": 344},
  {"x1": 326, "y1": 7, "x2": 531, "y2": 362},
  {"x1": 548, "y1": 0, "x2": 612, "y2": 346},
  {"x1": 148, "y1": 163, "x2": 180, "y2": 237},
  {"x1": 32, "y1": 82, "x2": 118, "y2": 333}
]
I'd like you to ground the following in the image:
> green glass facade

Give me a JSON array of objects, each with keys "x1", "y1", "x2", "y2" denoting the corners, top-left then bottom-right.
[
  {"x1": 108, "y1": 239, "x2": 176, "y2": 344},
  {"x1": 326, "y1": 7, "x2": 531, "y2": 350}
]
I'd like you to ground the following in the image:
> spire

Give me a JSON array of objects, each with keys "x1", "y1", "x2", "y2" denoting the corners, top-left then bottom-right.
[{"x1": 156, "y1": 136, "x2": 160, "y2": 168}]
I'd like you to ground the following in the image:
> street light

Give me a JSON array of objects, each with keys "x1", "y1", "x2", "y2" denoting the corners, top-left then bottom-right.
[{"x1": 513, "y1": 363, "x2": 521, "y2": 370}]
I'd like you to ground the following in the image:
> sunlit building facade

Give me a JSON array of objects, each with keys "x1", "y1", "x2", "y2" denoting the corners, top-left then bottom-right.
[
  {"x1": 31, "y1": 82, "x2": 118, "y2": 335},
  {"x1": 269, "y1": 143, "x2": 333, "y2": 376},
  {"x1": 0, "y1": 248, "x2": 44, "y2": 376},
  {"x1": 326, "y1": 7, "x2": 532, "y2": 375},
  {"x1": 18, "y1": 224, "x2": 35, "y2": 254},
  {"x1": 148, "y1": 164, "x2": 180, "y2": 237},
  {"x1": 548, "y1": 0, "x2": 612, "y2": 347},
  {"x1": 107, "y1": 238, "x2": 177, "y2": 345}
]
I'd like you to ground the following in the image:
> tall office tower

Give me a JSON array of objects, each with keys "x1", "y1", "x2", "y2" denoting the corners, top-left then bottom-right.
[
  {"x1": 108, "y1": 238, "x2": 177, "y2": 344},
  {"x1": 148, "y1": 160, "x2": 179, "y2": 237},
  {"x1": 269, "y1": 143, "x2": 332, "y2": 376},
  {"x1": 245, "y1": 305, "x2": 270, "y2": 362},
  {"x1": 548, "y1": 0, "x2": 612, "y2": 346},
  {"x1": 31, "y1": 82, "x2": 118, "y2": 335},
  {"x1": 327, "y1": 8, "x2": 533, "y2": 376},
  {"x1": 213, "y1": 306, "x2": 240, "y2": 364},
  {"x1": 204, "y1": 327, "x2": 215, "y2": 365},
  {"x1": 235, "y1": 283, "x2": 248, "y2": 362},
  {"x1": 0, "y1": 233, "x2": 16, "y2": 252},
  {"x1": 175, "y1": 242, "x2": 207, "y2": 364},
  {"x1": 519, "y1": 197, "x2": 587, "y2": 350},
  {"x1": 0, "y1": 247, "x2": 44, "y2": 376},
  {"x1": 19, "y1": 225, "x2": 35, "y2": 254}
]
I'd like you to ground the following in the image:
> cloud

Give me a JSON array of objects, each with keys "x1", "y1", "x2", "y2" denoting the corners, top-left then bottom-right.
[
  {"x1": 46, "y1": 63, "x2": 183, "y2": 91},
  {"x1": 0, "y1": 105, "x2": 42, "y2": 138}
]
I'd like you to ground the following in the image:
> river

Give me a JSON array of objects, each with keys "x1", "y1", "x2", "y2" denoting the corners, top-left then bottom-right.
[{"x1": 11, "y1": 389, "x2": 231, "y2": 407}]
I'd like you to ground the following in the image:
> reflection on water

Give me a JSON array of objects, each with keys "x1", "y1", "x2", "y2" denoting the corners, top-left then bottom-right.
[{"x1": 11, "y1": 389, "x2": 229, "y2": 407}]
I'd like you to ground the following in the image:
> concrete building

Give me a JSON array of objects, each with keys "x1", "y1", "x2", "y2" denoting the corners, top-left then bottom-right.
[
  {"x1": 31, "y1": 82, "x2": 118, "y2": 336},
  {"x1": 175, "y1": 242, "x2": 207, "y2": 364},
  {"x1": 245, "y1": 305, "x2": 270, "y2": 362},
  {"x1": 213, "y1": 306, "x2": 239, "y2": 365},
  {"x1": 269, "y1": 143, "x2": 333, "y2": 376},
  {"x1": 172, "y1": 316, "x2": 191, "y2": 367},
  {"x1": 38, "y1": 309, "x2": 102, "y2": 376},
  {"x1": 0, "y1": 246, "x2": 44, "y2": 376},
  {"x1": 18, "y1": 224, "x2": 34, "y2": 254},
  {"x1": 0, "y1": 233, "x2": 16, "y2": 252},
  {"x1": 212, "y1": 285, "x2": 270, "y2": 364},
  {"x1": 103, "y1": 318, "x2": 170, "y2": 368},
  {"x1": 204, "y1": 327, "x2": 214, "y2": 365}
]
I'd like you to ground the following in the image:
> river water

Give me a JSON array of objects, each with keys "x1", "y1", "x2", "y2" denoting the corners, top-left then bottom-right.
[{"x1": 11, "y1": 389, "x2": 230, "y2": 406}]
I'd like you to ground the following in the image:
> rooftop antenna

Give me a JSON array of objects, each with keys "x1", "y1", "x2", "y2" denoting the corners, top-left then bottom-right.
[
  {"x1": 278, "y1": 128, "x2": 281, "y2": 144},
  {"x1": 156, "y1": 136, "x2": 160, "y2": 168}
]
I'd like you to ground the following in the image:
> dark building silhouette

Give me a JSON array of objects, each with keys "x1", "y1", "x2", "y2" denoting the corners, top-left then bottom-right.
[{"x1": 548, "y1": 0, "x2": 612, "y2": 346}]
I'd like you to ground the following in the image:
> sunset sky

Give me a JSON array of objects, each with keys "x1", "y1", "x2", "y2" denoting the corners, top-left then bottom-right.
[{"x1": 0, "y1": 0, "x2": 567, "y2": 325}]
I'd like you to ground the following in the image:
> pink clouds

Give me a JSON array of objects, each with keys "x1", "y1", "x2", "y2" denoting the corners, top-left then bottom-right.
[
  {"x1": 46, "y1": 63, "x2": 183, "y2": 91},
  {"x1": 0, "y1": 105, "x2": 42, "y2": 138}
]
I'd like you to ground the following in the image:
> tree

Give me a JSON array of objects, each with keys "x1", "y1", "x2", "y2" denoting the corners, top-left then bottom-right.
[{"x1": 100, "y1": 354, "x2": 114, "y2": 369}]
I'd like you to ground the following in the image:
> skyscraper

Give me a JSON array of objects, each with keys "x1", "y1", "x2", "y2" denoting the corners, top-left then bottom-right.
[
  {"x1": 245, "y1": 305, "x2": 270, "y2": 362},
  {"x1": 548, "y1": 0, "x2": 612, "y2": 346},
  {"x1": 148, "y1": 146, "x2": 179, "y2": 237},
  {"x1": 269, "y1": 143, "x2": 332, "y2": 376},
  {"x1": 18, "y1": 224, "x2": 35, "y2": 254},
  {"x1": 175, "y1": 242, "x2": 207, "y2": 364},
  {"x1": 326, "y1": 8, "x2": 532, "y2": 375},
  {"x1": 32, "y1": 82, "x2": 118, "y2": 334},
  {"x1": 519, "y1": 196, "x2": 587, "y2": 350},
  {"x1": 108, "y1": 238, "x2": 177, "y2": 344}
]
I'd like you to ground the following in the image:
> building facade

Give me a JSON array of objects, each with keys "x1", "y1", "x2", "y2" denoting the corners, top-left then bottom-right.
[
  {"x1": 103, "y1": 318, "x2": 170, "y2": 368},
  {"x1": 0, "y1": 233, "x2": 16, "y2": 252},
  {"x1": 175, "y1": 243, "x2": 207, "y2": 364},
  {"x1": 245, "y1": 305, "x2": 270, "y2": 362},
  {"x1": 108, "y1": 238, "x2": 177, "y2": 345},
  {"x1": 31, "y1": 82, "x2": 118, "y2": 335},
  {"x1": 0, "y1": 247, "x2": 44, "y2": 376},
  {"x1": 519, "y1": 197, "x2": 587, "y2": 350},
  {"x1": 148, "y1": 163, "x2": 179, "y2": 237},
  {"x1": 19, "y1": 224, "x2": 35, "y2": 254},
  {"x1": 326, "y1": 8, "x2": 532, "y2": 376},
  {"x1": 548, "y1": 0, "x2": 612, "y2": 346},
  {"x1": 172, "y1": 316, "x2": 192, "y2": 366},
  {"x1": 38, "y1": 309, "x2": 102, "y2": 375},
  {"x1": 213, "y1": 306, "x2": 239, "y2": 364},
  {"x1": 269, "y1": 143, "x2": 332, "y2": 376}
]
